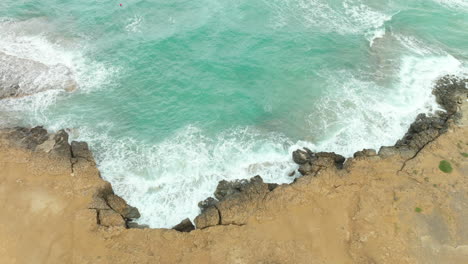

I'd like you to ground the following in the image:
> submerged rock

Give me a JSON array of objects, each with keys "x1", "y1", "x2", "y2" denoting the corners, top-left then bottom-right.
[
  {"x1": 378, "y1": 75, "x2": 467, "y2": 158},
  {"x1": 0, "y1": 51, "x2": 77, "y2": 99}
]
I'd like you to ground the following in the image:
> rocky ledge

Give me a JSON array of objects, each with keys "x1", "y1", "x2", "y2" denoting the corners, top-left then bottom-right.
[
  {"x1": 1, "y1": 126, "x2": 143, "y2": 229},
  {"x1": 190, "y1": 75, "x2": 467, "y2": 230}
]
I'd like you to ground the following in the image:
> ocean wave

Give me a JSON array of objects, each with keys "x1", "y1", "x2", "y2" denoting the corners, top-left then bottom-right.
[
  {"x1": 303, "y1": 34, "x2": 467, "y2": 156},
  {"x1": 71, "y1": 125, "x2": 297, "y2": 228},
  {"x1": 266, "y1": 0, "x2": 394, "y2": 43},
  {"x1": 0, "y1": 18, "x2": 117, "y2": 126},
  {"x1": 433, "y1": 0, "x2": 468, "y2": 10}
]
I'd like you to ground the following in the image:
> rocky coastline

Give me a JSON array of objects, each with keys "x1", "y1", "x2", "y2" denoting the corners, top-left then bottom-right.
[
  {"x1": 191, "y1": 75, "x2": 468, "y2": 230},
  {"x1": 0, "y1": 75, "x2": 467, "y2": 263}
]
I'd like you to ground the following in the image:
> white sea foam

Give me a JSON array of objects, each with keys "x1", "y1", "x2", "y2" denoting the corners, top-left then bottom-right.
[
  {"x1": 434, "y1": 0, "x2": 468, "y2": 10},
  {"x1": 72, "y1": 125, "x2": 297, "y2": 228},
  {"x1": 0, "y1": 18, "x2": 117, "y2": 126},
  {"x1": 125, "y1": 15, "x2": 143, "y2": 33},
  {"x1": 302, "y1": 35, "x2": 466, "y2": 156},
  {"x1": 267, "y1": 0, "x2": 393, "y2": 43}
]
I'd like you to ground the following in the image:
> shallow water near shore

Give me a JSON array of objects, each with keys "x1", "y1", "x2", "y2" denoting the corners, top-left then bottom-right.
[{"x1": 0, "y1": 0, "x2": 467, "y2": 227}]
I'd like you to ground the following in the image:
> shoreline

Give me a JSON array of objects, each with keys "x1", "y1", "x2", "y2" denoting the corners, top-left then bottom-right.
[{"x1": 0, "y1": 75, "x2": 467, "y2": 263}]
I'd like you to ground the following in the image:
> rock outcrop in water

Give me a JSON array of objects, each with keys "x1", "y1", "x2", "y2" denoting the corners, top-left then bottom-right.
[{"x1": 0, "y1": 51, "x2": 77, "y2": 99}]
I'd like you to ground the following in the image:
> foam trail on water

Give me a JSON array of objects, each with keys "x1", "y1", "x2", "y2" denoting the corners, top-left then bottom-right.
[
  {"x1": 267, "y1": 0, "x2": 393, "y2": 42},
  {"x1": 72, "y1": 126, "x2": 297, "y2": 228},
  {"x1": 433, "y1": 0, "x2": 468, "y2": 10},
  {"x1": 301, "y1": 34, "x2": 467, "y2": 156},
  {"x1": 0, "y1": 18, "x2": 117, "y2": 126}
]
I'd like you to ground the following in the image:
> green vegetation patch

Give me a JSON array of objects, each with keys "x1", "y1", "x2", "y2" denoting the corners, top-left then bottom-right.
[
  {"x1": 415, "y1": 207, "x2": 423, "y2": 213},
  {"x1": 438, "y1": 160, "x2": 453, "y2": 173},
  {"x1": 461, "y1": 152, "x2": 468, "y2": 158}
]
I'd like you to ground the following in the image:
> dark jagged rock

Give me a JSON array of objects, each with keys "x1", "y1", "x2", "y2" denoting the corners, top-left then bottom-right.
[
  {"x1": 127, "y1": 222, "x2": 149, "y2": 229},
  {"x1": 172, "y1": 218, "x2": 195, "y2": 232},
  {"x1": 194, "y1": 175, "x2": 275, "y2": 228},
  {"x1": 378, "y1": 75, "x2": 467, "y2": 158},
  {"x1": 106, "y1": 194, "x2": 141, "y2": 220},
  {"x1": 53, "y1": 129, "x2": 71, "y2": 157},
  {"x1": 433, "y1": 75, "x2": 467, "y2": 115},
  {"x1": 292, "y1": 149, "x2": 310, "y2": 164},
  {"x1": 214, "y1": 176, "x2": 265, "y2": 201},
  {"x1": 353, "y1": 149, "x2": 377, "y2": 158},
  {"x1": 7, "y1": 126, "x2": 49, "y2": 150},
  {"x1": 198, "y1": 197, "x2": 218, "y2": 212},
  {"x1": 267, "y1": 183, "x2": 279, "y2": 191},
  {"x1": 292, "y1": 149, "x2": 346, "y2": 176}
]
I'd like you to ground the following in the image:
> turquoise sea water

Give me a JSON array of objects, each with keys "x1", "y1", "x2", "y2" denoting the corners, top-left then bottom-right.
[{"x1": 1, "y1": 0, "x2": 467, "y2": 227}]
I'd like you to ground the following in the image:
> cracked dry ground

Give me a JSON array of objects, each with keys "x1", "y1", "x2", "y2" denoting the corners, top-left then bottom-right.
[{"x1": 0, "y1": 106, "x2": 467, "y2": 263}]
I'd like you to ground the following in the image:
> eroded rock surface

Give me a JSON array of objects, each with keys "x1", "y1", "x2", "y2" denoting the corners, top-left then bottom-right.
[{"x1": 195, "y1": 176, "x2": 273, "y2": 228}]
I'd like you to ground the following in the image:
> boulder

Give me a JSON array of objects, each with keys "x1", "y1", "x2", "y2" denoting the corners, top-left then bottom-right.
[
  {"x1": 194, "y1": 206, "x2": 219, "y2": 229},
  {"x1": 292, "y1": 149, "x2": 310, "y2": 164},
  {"x1": 106, "y1": 194, "x2": 141, "y2": 219},
  {"x1": 172, "y1": 218, "x2": 195, "y2": 232},
  {"x1": 99, "y1": 210, "x2": 126, "y2": 227},
  {"x1": 198, "y1": 197, "x2": 218, "y2": 212},
  {"x1": 353, "y1": 149, "x2": 377, "y2": 158},
  {"x1": 71, "y1": 141, "x2": 94, "y2": 161},
  {"x1": 293, "y1": 149, "x2": 346, "y2": 176}
]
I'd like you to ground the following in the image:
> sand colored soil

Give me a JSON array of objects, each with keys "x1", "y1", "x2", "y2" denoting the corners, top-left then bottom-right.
[{"x1": 0, "y1": 103, "x2": 467, "y2": 263}]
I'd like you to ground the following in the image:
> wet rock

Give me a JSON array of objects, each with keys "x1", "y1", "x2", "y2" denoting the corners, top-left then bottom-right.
[
  {"x1": 214, "y1": 177, "x2": 265, "y2": 201},
  {"x1": 198, "y1": 197, "x2": 218, "y2": 212},
  {"x1": 172, "y1": 218, "x2": 195, "y2": 232},
  {"x1": 268, "y1": 183, "x2": 279, "y2": 191},
  {"x1": 71, "y1": 141, "x2": 94, "y2": 161},
  {"x1": 127, "y1": 222, "x2": 149, "y2": 229},
  {"x1": 7, "y1": 126, "x2": 49, "y2": 150},
  {"x1": 99, "y1": 210, "x2": 126, "y2": 227},
  {"x1": 52, "y1": 129, "x2": 71, "y2": 157},
  {"x1": 292, "y1": 149, "x2": 310, "y2": 164},
  {"x1": 353, "y1": 149, "x2": 377, "y2": 158},
  {"x1": 106, "y1": 194, "x2": 141, "y2": 219},
  {"x1": 433, "y1": 75, "x2": 468, "y2": 115},
  {"x1": 294, "y1": 150, "x2": 346, "y2": 176},
  {"x1": 194, "y1": 206, "x2": 219, "y2": 229}
]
